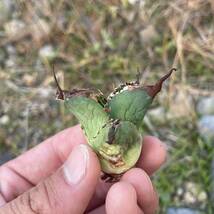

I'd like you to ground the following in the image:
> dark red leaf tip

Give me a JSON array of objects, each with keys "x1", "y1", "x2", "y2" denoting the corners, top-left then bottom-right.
[{"x1": 144, "y1": 68, "x2": 176, "y2": 98}]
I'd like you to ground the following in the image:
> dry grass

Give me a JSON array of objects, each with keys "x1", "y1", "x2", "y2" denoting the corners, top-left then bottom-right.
[{"x1": 0, "y1": 0, "x2": 214, "y2": 212}]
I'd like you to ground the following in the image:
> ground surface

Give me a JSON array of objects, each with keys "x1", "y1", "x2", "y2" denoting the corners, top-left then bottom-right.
[{"x1": 0, "y1": 0, "x2": 214, "y2": 213}]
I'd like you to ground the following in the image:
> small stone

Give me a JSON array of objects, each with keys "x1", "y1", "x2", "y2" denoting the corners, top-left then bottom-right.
[
  {"x1": 128, "y1": 0, "x2": 145, "y2": 7},
  {"x1": 23, "y1": 74, "x2": 35, "y2": 86},
  {"x1": 6, "y1": 45, "x2": 16, "y2": 55},
  {"x1": 140, "y1": 25, "x2": 158, "y2": 44},
  {"x1": 5, "y1": 58, "x2": 15, "y2": 68},
  {"x1": 167, "y1": 208, "x2": 200, "y2": 214},
  {"x1": 186, "y1": 182, "x2": 197, "y2": 194},
  {"x1": 197, "y1": 191, "x2": 207, "y2": 202},
  {"x1": 198, "y1": 115, "x2": 214, "y2": 141},
  {"x1": 184, "y1": 191, "x2": 196, "y2": 203},
  {"x1": 148, "y1": 107, "x2": 166, "y2": 124},
  {"x1": 37, "y1": 87, "x2": 54, "y2": 98},
  {"x1": 167, "y1": 89, "x2": 195, "y2": 118},
  {"x1": 31, "y1": 19, "x2": 50, "y2": 44},
  {"x1": 197, "y1": 97, "x2": 214, "y2": 115},
  {"x1": 187, "y1": 0, "x2": 202, "y2": 10},
  {"x1": 4, "y1": 19, "x2": 25, "y2": 37},
  {"x1": 39, "y1": 45, "x2": 56, "y2": 59},
  {"x1": 0, "y1": 0, "x2": 16, "y2": 21},
  {"x1": 176, "y1": 187, "x2": 184, "y2": 196},
  {"x1": 0, "y1": 115, "x2": 10, "y2": 125}
]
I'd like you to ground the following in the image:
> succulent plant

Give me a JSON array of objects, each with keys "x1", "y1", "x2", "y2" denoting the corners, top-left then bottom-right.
[{"x1": 53, "y1": 68, "x2": 175, "y2": 182}]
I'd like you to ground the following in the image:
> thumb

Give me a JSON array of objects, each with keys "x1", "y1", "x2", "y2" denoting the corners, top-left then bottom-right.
[{"x1": 0, "y1": 144, "x2": 101, "y2": 214}]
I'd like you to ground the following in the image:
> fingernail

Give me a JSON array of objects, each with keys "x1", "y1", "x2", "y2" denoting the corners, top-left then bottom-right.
[{"x1": 63, "y1": 144, "x2": 89, "y2": 185}]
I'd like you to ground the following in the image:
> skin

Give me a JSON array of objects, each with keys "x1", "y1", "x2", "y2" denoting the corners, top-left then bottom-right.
[{"x1": 0, "y1": 125, "x2": 166, "y2": 214}]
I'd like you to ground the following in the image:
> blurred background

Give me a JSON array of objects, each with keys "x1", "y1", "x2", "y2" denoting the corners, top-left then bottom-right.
[{"x1": 0, "y1": 0, "x2": 214, "y2": 213}]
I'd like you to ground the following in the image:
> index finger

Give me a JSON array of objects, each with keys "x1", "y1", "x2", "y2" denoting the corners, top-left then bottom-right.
[{"x1": 4, "y1": 125, "x2": 86, "y2": 184}]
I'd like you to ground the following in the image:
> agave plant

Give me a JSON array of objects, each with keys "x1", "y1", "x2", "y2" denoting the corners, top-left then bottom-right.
[{"x1": 53, "y1": 68, "x2": 176, "y2": 182}]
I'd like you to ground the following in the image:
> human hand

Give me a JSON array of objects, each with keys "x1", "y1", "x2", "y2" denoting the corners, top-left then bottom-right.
[{"x1": 0, "y1": 125, "x2": 166, "y2": 214}]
